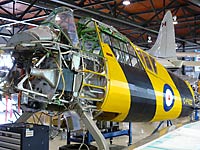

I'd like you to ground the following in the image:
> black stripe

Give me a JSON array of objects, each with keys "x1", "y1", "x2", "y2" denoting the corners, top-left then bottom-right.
[
  {"x1": 119, "y1": 63, "x2": 156, "y2": 122},
  {"x1": 168, "y1": 71, "x2": 194, "y2": 117}
]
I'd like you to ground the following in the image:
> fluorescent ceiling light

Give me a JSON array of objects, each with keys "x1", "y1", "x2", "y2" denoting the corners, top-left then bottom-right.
[
  {"x1": 123, "y1": 0, "x2": 130, "y2": 5},
  {"x1": 148, "y1": 36, "x2": 152, "y2": 43},
  {"x1": 175, "y1": 43, "x2": 178, "y2": 49},
  {"x1": 173, "y1": 16, "x2": 178, "y2": 25}
]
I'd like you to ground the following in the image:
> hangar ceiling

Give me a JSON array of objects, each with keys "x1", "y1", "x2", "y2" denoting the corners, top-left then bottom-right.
[{"x1": 0, "y1": 0, "x2": 199, "y2": 52}]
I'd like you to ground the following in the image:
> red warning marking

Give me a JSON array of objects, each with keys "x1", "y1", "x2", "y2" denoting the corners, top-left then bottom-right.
[{"x1": 162, "y1": 21, "x2": 166, "y2": 27}]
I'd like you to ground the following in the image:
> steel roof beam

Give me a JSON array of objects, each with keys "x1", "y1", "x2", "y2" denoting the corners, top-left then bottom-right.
[
  {"x1": 187, "y1": 0, "x2": 200, "y2": 7},
  {"x1": 16, "y1": 8, "x2": 41, "y2": 16},
  {"x1": 78, "y1": 0, "x2": 86, "y2": 7},
  {"x1": 184, "y1": 5, "x2": 199, "y2": 15},
  {"x1": 0, "y1": 14, "x2": 48, "y2": 28},
  {"x1": 1, "y1": 0, "x2": 199, "y2": 47},
  {"x1": 18, "y1": 0, "x2": 38, "y2": 20},
  {"x1": 150, "y1": 0, "x2": 161, "y2": 21},
  {"x1": 127, "y1": 4, "x2": 189, "y2": 16},
  {"x1": 0, "y1": 32, "x2": 12, "y2": 37},
  {"x1": 48, "y1": 0, "x2": 199, "y2": 46},
  {"x1": 17, "y1": 0, "x2": 195, "y2": 46},
  {"x1": 17, "y1": 0, "x2": 54, "y2": 11},
  {"x1": 78, "y1": 0, "x2": 116, "y2": 8},
  {"x1": 142, "y1": 0, "x2": 176, "y2": 26},
  {"x1": 0, "y1": 0, "x2": 13, "y2": 5},
  {"x1": 0, "y1": 5, "x2": 14, "y2": 16}
]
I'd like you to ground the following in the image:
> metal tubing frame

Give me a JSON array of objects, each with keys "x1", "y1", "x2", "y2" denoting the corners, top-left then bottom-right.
[{"x1": 75, "y1": 104, "x2": 110, "y2": 150}]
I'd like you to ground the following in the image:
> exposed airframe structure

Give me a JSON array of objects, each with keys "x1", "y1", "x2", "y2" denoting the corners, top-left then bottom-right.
[{"x1": 0, "y1": 7, "x2": 195, "y2": 149}]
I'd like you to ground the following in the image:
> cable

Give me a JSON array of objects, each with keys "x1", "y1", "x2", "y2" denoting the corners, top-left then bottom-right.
[
  {"x1": 54, "y1": 45, "x2": 66, "y2": 100},
  {"x1": 79, "y1": 124, "x2": 89, "y2": 150}
]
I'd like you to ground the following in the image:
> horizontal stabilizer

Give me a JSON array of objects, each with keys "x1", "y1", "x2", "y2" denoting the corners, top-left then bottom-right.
[
  {"x1": 158, "y1": 58, "x2": 200, "y2": 69},
  {"x1": 182, "y1": 61, "x2": 200, "y2": 66},
  {"x1": 176, "y1": 52, "x2": 200, "y2": 57},
  {"x1": 156, "y1": 58, "x2": 183, "y2": 69},
  {"x1": 171, "y1": 60, "x2": 184, "y2": 68}
]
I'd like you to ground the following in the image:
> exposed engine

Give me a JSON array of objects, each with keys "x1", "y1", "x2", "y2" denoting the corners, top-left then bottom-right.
[{"x1": 0, "y1": 7, "x2": 106, "y2": 113}]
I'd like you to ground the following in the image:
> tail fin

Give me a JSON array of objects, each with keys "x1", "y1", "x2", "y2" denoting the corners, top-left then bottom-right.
[{"x1": 148, "y1": 11, "x2": 176, "y2": 59}]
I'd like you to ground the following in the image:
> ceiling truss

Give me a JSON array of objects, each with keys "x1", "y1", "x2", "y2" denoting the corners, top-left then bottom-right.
[{"x1": 0, "y1": 0, "x2": 199, "y2": 51}]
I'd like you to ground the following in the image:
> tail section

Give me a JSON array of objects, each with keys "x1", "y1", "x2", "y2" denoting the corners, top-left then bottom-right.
[{"x1": 148, "y1": 11, "x2": 176, "y2": 59}]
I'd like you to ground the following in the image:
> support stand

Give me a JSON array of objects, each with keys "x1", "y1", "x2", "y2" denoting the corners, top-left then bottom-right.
[
  {"x1": 194, "y1": 108, "x2": 199, "y2": 121},
  {"x1": 151, "y1": 120, "x2": 172, "y2": 135},
  {"x1": 67, "y1": 113, "x2": 132, "y2": 147}
]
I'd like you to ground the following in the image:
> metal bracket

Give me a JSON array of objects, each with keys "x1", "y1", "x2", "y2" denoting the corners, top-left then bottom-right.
[
  {"x1": 15, "y1": 111, "x2": 35, "y2": 123},
  {"x1": 75, "y1": 104, "x2": 110, "y2": 150}
]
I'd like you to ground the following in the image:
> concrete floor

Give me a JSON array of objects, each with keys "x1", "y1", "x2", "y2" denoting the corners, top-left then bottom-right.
[
  {"x1": 135, "y1": 121, "x2": 200, "y2": 150},
  {"x1": 49, "y1": 136, "x2": 129, "y2": 150},
  {"x1": 0, "y1": 110, "x2": 192, "y2": 150},
  {"x1": 0, "y1": 110, "x2": 153, "y2": 149},
  {"x1": 49, "y1": 118, "x2": 190, "y2": 150},
  {"x1": 49, "y1": 127, "x2": 125, "y2": 149}
]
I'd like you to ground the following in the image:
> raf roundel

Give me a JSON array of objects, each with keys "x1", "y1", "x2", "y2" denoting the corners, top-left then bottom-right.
[{"x1": 163, "y1": 84, "x2": 175, "y2": 111}]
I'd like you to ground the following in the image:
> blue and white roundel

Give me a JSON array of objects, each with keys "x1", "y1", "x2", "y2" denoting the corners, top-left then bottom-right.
[{"x1": 163, "y1": 84, "x2": 175, "y2": 112}]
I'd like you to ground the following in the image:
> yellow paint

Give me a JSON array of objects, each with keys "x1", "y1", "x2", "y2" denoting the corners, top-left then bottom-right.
[
  {"x1": 159, "y1": 128, "x2": 168, "y2": 136},
  {"x1": 93, "y1": 22, "x2": 185, "y2": 122},
  {"x1": 131, "y1": 44, "x2": 182, "y2": 121},
  {"x1": 149, "y1": 62, "x2": 182, "y2": 122},
  {"x1": 185, "y1": 80, "x2": 195, "y2": 98},
  {"x1": 98, "y1": 43, "x2": 131, "y2": 122}
]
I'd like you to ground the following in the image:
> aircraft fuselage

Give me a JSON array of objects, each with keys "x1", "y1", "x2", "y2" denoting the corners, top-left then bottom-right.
[
  {"x1": 0, "y1": 8, "x2": 194, "y2": 123},
  {"x1": 77, "y1": 18, "x2": 194, "y2": 122}
]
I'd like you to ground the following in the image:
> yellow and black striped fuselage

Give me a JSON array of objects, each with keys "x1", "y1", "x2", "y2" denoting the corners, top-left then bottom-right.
[
  {"x1": 78, "y1": 18, "x2": 194, "y2": 122},
  {"x1": 97, "y1": 43, "x2": 194, "y2": 122}
]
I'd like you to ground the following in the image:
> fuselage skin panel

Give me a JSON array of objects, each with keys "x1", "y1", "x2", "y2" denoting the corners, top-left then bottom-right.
[{"x1": 98, "y1": 42, "x2": 194, "y2": 122}]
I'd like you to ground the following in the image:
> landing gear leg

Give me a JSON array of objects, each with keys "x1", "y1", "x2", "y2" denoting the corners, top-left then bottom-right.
[
  {"x1": 75, "y1": 104, "x2": 110, "y2": 150},
  {"x1": 15, "y1": 111, "x2": 35, "y2": 123}
]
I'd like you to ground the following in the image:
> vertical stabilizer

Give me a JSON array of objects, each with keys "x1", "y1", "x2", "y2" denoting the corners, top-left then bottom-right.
[{"x1": 148, "y1": 11, "x2": 176, "y2": 59}]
